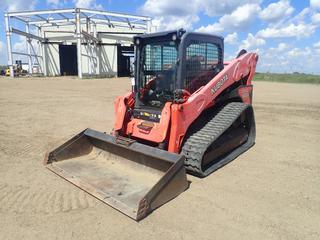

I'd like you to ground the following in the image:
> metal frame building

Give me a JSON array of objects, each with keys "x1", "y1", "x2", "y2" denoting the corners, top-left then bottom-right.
[{"x1": 4, "y1": 8, "x2": 152, "y2": 78}]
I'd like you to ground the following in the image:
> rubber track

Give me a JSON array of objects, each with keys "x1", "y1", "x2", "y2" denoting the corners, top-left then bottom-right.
[{"x1": 181, "y1": 102, "x2": 255, "y2": 177}]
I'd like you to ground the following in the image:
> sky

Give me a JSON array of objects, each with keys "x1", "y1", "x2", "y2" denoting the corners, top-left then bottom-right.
[{"x1": 0, "y1": 0, "x2": 319, "y2": 74}]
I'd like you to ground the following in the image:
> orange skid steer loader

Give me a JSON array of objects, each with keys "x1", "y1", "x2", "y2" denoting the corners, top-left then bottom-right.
[{"x1": 45, "y1": 29, "x2": 258, "y2": 220}]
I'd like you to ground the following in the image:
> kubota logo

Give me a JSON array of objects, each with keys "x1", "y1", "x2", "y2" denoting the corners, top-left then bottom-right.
[{"x1": 211, "y1": 74, "x2": 228, "y2": 94}]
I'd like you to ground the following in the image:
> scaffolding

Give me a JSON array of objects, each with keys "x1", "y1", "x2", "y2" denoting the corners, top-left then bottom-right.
[{"x1": 4, "y1": 8, "x2": 152, "y2": 78}]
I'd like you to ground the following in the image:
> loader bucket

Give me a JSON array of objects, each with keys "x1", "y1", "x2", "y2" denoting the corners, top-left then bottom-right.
[{"x1": 44, "y1": 128, "x2": 188, "y2": 220}]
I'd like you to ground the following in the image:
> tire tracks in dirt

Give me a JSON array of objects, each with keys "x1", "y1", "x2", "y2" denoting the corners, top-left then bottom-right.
[{"x1": 0, "y1": 184, "x2": 98, "y2": 214}]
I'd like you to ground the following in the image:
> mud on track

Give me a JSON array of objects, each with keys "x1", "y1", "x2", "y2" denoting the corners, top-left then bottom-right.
[{"x1": 0, "y1": 76, "x2": 319, "y2": 240}]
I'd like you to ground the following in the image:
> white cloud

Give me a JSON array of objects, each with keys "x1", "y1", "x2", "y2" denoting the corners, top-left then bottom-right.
[
  {"x1": 287, "y1": 47, "x2": 312, "y2": 57},
  {"x1": 240, "y1": 33, "x2": 266, "y2": 50},
  {"x1": 140, "y1": 0, "x2": 261, "y2": 18},
  {"x1": 314, "y1": 41, "x2": 320, "y2": 49},
  {"x1": 7, "y1": 0, "x2": 36, "y2": 11},
  {"x1": 224, "y1": 32, "x2": 238, "y2": 45},
  {"x1": 262, "y1": 43, "x2": 288, "y2": 60},
  {"x1": 288, "y1": 48, "x2": 320, "y2": 73},
  {"x1": 140, "y1": 0, "x2": 199, "y2": 18},
  {"x1": 277, "y1": 42, "x2": 288, "y2": 51},
  {"x1": 152, "y1": 15, "x2": 199, "y2": 31},
  {"x1": 73, "y1": 0, "x2": 103, "y2": 9},
  {"x1": 259, "y1": 0, "x2": 294, "y2": 23},
  {"x1": 140, "y1": 0, "x2": 200, "y2": 30},
  {"x1": 197, "y1": 4, "x2": 261, "y2": 34},
  {"x1": 257, "y1": 23, "x2": 317, "y2": 38},
  {"x1": 196, "y1": 23, "x2": 224, "y2": 34},
  {"x1": 199, "y1": 0, "x2": 262, "y2": 17},
  {"x1": 140, "y1": 0, "x2": 262, "y2": 31},
  {"x1": 310, "y1": 0, "x2": 320, "y2": 9},
  {"x1": 46, "y1": 0, "x2": 60, "y2": 5},
  {"x1": 314, "y1": 41, "x2": 320, "y2": 54},
  {"x1": 46, "y1": 0, "x2": 60, "y2": 6},
  {"x1": 311, "y1": 12, "x2": 320, "y2": 24},
  {"x1": 216, "y1": 3, "x2": 261, "y2": 29},
  {"x1": 257, "y1": 46, "x2": 320, "y2": 74},
  {"x1": 257, "y1": 50, "x2": 286, "y2": 73},
  {"x1": 290, "y1": 7, "x2": 310, "y2": 24}
]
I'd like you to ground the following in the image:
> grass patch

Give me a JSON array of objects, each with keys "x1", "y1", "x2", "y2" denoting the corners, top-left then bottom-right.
[{"x1": 254, "y1": 72, "x2": 320, "y2": 84}]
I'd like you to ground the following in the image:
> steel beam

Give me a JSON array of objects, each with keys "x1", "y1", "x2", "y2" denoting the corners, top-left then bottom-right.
[
  {"x1": 58, "y1": 13, "x2": 69, "y2": 19},
  {"x1": 76, "y1": 9, "x2": 82, "y2": 78},
  {"x1": 80, "y1": 8, "x2": 151, "y2": 21},
  {"x1": 11, "y1": 27, "x2": 47, "y2": 42},
  {"x1": 35, "y1": 14, "x2": 59, "y2": 27},
  {"x1": 37, "y1": 28, "x2": 44, "y2": 74},
  {"x1": 5, "y1": 13, "x2": 14, "y2": 77},
  {"x1": 30, "y1": 43, "x2": 42, "y2": 74},
  {"x1": 91, "y1": 19, "x2": 147, "y2": 31},
  {"x1": 40, "y1": 28, "x2": 47, "y2": 76},
  {"x1": 93, "y1": 18, "x2": 146, "y2": 27},
  {"x1": 35, "y1": 14, "x2": 47, "y2": 21},
  {"x1": 103, "y1": 15, "x2": 114, "y2": 28},
  {"x1": 11, "y1": 16, "x2": 28, "y2": 23},
  {"x1": 81, "y1": 11, "x2": 89, "y2": 18},
  {"x1": 85, "y1": 17, "x2": 93, "y2": 76},
  {"x1": 93, "y1": 23, "x2": 99, "y2": 75},
  {"x1": 38, "y1": 20, "x2": 146, "y2": 31},
  {"x1": 147, "y1": 20, "x2": 152, "y2": 33},
  {"x1": 126, "y1": 18, "x2": 133, "y2": 30},
  {"x1": 44, "y1": 30, "x2": 75, "y2": 33},
  {"x1": 12, "y1": 16, "x2": 41, "y2": 29},
  {"x1": 12, "y1": 51, "x2": 39, "y2": 57},
  {"x1": 8, "y1": 8, "x2": 74, "y2": 17},
  {"x1": 29, "y1": 18, "x2": 77, "y2": 25},
  {"x1": 82, "y1": 30, "x2": 99, "y2": 43},
  {"x1": 25, "y1": 23, "x2": 32, "y2": 74},
  {"x1": 88, "y1": 13, "x2": 97, "y2": 18},
  {"x1": 81, "y1": 53, "x2": 98, "y2": 59},
  {"x1": 30, "y1": 17, "x2": 147, "y2": 29}
]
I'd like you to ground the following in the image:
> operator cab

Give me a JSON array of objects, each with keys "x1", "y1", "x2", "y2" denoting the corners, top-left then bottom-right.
[{"x1": 133, "y1": 29, "x2": 224, "y2": 110}]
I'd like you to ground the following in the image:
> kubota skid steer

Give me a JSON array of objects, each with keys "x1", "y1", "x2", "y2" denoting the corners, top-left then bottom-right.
[{"x1": 45, "y1": 29, "x2": 258, "y2": 221}]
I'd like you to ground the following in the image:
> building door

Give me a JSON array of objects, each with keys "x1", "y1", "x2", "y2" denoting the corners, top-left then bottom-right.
[
  {"x1": 59, "y1": 45, "x2": 78, "y2": 76},
  {"x1": 117, "y1": 46, "x2": 134, "y2": 77}
]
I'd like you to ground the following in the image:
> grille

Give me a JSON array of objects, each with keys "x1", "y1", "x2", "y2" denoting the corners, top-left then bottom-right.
[
  {"x1": 185, "y1": 42, "x2": 220, "y2": 93},
  {"x1": 144, "y1": 44, "x2": 177, "y2": 72}
]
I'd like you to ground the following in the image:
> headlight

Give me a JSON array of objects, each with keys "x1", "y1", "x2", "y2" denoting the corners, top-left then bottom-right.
[{"x1": 172, "y1": 34, "x2": 177, "y2": 41}]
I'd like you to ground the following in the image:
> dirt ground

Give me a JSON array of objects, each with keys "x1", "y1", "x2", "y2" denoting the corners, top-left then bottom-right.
[{"x1": 0, "y1": 76, "x2": 319, "y2": 240}]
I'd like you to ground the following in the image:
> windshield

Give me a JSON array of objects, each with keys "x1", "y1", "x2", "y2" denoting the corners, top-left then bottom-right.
[{"x1": 138, "y1": 40, "x2": 178, "y2": 107}]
